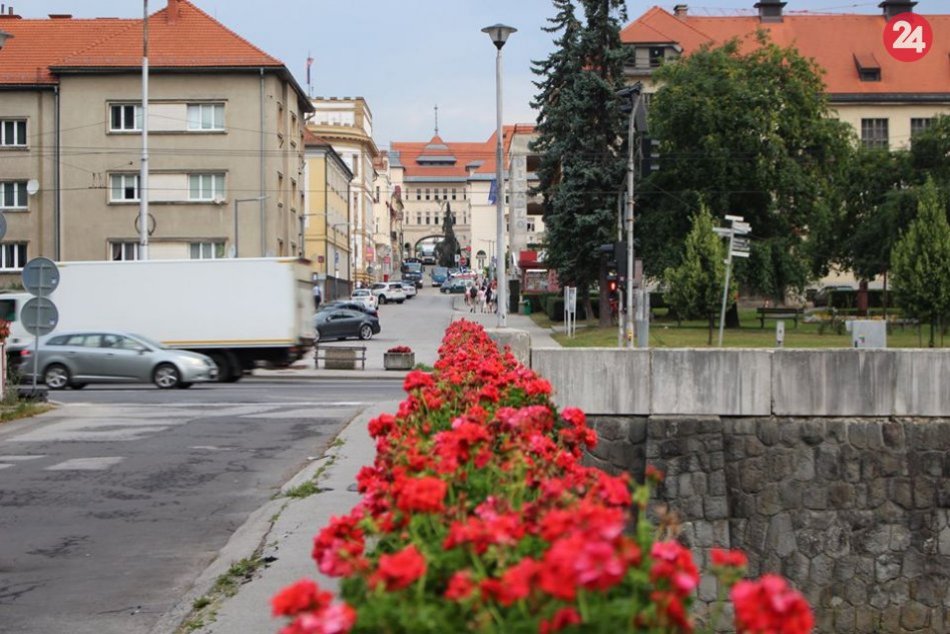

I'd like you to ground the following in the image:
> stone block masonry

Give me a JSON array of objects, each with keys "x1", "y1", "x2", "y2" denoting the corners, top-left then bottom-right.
[{"x1": 586, "y1": 415, "x2": 950, "y2": 634}]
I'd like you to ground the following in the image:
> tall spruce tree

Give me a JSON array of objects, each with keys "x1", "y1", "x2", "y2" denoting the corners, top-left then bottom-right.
[{"x1": 532, "y1": 0, "x2": 629, "y2": 320}]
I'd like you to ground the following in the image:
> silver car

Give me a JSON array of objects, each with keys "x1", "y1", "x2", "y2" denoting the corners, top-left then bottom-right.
[{"x1": 14, "y1": 331, "x2": 218, "y2": 389}]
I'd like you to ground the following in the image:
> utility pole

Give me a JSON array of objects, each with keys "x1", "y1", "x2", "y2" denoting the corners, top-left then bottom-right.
[{"x1": 617, "y1": 83, "x2": 642, "y2": 348}]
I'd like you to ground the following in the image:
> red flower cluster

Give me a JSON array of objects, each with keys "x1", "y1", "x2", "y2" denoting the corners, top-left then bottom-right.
[
  {"x1": 732, "y1": 574, "x2": 814, "y2": 634},
  {"x1": 386, "y1": 345, "x2": 412, "y2": 354},
  {"x1": 273, "y1": 320, "x2": 812, "y2": 633},
  {"x1": 271, "y1": 579, "x2": 355, "y2": 634}
]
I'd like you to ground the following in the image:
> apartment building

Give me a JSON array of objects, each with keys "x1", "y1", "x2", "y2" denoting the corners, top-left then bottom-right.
[
  {"x1": 389, "y1": 125, "x2": 543, "y2": 273},
  {"x1": 0, "y1": 0, "x2": 310, "y2": 285},
  {"x1": 620, "y1": 0, "x2": 950, "y2": 150},
  {"x1": 306, "y1": 97, "x2": 378, "y2": 285},
  {"x1": 302, "y1": 129, "x2": 352, "y2": 300}
]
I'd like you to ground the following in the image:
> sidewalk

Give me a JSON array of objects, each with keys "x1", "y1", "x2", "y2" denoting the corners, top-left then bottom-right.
[{"x1": 448, "y1": 294, "x2": 561, "y2": 349}]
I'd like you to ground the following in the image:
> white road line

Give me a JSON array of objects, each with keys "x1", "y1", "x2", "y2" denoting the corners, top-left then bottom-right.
[
  {"x1": 45, "y1": 457, "x2": 125, "y2": 471},
  {"x1": 0, "y1": 455, "x2": 46, "y2": 461}
]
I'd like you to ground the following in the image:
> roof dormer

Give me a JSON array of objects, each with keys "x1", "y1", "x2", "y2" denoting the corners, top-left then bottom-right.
[{"x1": 853, "y1": 53, "x2": 881, "y2": 82}]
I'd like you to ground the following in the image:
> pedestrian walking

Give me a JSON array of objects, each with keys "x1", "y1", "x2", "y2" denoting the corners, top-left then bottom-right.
[
  {"x1": 485, "y1": 285, "x2": 493, "y2": 314},
  {"x1": 468, "y1": 284, "x2": 477, "y2": 312},
  {"x1": 313, "y1": 283, "x2": 323, "y2": 310},
  {"x1": 477, "y1": 285, "x2": 487, "y2": 313}
]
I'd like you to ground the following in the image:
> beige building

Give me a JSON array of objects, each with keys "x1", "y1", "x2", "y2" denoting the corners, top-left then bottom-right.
[
  {"x1": 302, "y1": 130, "x2": 352, "y2": 299},
  {"x1": 389, "y1": 125, "x2": 543, "y2": 274},
  {"x1": 0, "y1": 0, "x2": 310, "y2": 286},
  {"x1": 621, "y1": 0, "x2": 950, "y2": 150},
  {"x1": 306, "y1": 97, "x2": 379, "y2": 285}
]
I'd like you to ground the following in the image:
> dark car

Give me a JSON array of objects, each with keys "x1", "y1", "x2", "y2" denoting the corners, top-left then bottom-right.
[
  {"x1": 318, "y1": 300, "x2": 378, "y2": 318},
  {"x1": 313, "y1": 308, "x2": 380, "y2": 341},
  {"x1": 430, "y1": 266, "x2": 448, "y2": 287},
  {"x1": 440, "y1": 279, "x2": 470, "y2": 294}
]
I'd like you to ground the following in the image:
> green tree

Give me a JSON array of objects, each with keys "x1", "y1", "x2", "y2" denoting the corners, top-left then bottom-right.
[
  {"x1": 641, "y1": 34, "x2": 852, "y2": 298},
  {"x1": 435, "y1": 203, "x2": 459, "y2": 268},
  {"x1": 890, "y1": 179, "x2": 950, "y2": 347},
  {"x1": 532, "y1": 0, "x2": 629, "y2": 320},
  {"x1": 663, "y1": 206, "x2": 736, "y2": 344}
]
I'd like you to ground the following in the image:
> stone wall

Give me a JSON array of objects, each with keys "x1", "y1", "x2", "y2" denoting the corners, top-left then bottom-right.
[{"x1": 586, "y1": 415, "x2": 950, "y2": 633}]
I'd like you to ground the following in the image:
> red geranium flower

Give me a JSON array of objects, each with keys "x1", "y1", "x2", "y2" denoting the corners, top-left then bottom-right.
[
  {"x1": 368, "y1": 544, "x2": 427, "y2": 591},
  {"x1": 732, "y1": 574, "x2": 814, "y2": 634},
  {"x1": 395, "y1": 475, "x2": 447, "y2": 514},
  {"x1": 271, "y1": 578, "x2": 332, "y2": 617}
]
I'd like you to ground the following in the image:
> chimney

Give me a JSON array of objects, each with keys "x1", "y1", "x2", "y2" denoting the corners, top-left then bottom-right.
[
  {"x1": 673, "y1": 4, "x2": 688, "y2": 16},
  {"x1": 878, "y1": 0, "x2": 917, "y2": 20},
  {"x1": 754, "y1": 0, "x2": 787, "y2": 22},
  {"x1": 167, "y1": 0, "x2": 180, "y2": 24}
]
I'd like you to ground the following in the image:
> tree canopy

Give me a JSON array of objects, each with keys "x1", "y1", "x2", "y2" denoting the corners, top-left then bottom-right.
[
  {"x1": 639, "y1": 34, "x2": 853, "y2": 298},
  {"x1": 531, "y1": 0, "x2": 629, "y2": 310}
]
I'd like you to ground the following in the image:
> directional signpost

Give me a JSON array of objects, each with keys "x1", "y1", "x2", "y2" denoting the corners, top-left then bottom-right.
[
  {"x1": 714, "y1": 215, "x2": 752, "y2": 347},
  {"x1": 21, "y1": 257, "x2": 60, "y2": 390}
]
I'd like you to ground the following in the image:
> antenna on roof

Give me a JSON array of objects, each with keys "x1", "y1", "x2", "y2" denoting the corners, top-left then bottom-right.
[{"x1": 434, "y1": 104, "x2": 439, "y2": 137}]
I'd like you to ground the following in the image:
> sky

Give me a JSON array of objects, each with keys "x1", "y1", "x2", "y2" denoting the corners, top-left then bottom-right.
[{"x1": 14, "y1": 0, "x2": 915, "y2": 149}]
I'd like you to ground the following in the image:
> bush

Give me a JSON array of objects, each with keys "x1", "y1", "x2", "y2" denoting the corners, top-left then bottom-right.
[{"x1": 272, "y1": 320, "x2": 813, "y2": 634}]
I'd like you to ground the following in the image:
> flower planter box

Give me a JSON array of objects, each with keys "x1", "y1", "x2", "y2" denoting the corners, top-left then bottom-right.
[{"x1": 383, "y1": 352, "x2": 415, "y2": 371}]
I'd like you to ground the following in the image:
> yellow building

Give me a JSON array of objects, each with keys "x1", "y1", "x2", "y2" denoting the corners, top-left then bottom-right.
[{"x1": 303, "y1": 130, "x2": 352, "y2": 300}]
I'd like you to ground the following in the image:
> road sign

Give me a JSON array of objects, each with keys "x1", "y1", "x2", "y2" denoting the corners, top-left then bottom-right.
[
  {"x1": 21, "y1": 297, "x2": 59, "y2": 336},
  {"x1": 733, "y1": 237, "x2": 750, "y2": 250},
  {"x1": 22, "y1": 257, "x2": 60, "y2": 296},
  {"x1": 731, "y1": 249, "x2": 751, "y2": 259},
  {"x1": 733, "y1": 222, "x2": 751, "y2": 234}
]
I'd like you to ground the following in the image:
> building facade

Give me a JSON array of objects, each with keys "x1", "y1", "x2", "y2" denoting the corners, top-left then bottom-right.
[
  {"x1": 389, "y1": 125, "x2": 543, "y2": 275},
  {"x1": 0, "y1": 0, "x2": 311, "y2": 285},
  {"x1": 302, "y1": 130, "x2": 352, "y2": 300},
  {"x1": 306, "y1": 97, "x2": 378, "y2": 285},
  {"x1": 620, "y1": 0, "x2": 950, "y2": 150}
]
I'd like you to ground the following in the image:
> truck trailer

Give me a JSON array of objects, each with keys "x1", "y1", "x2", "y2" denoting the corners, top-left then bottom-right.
[{"x1": 2, "y1": 257, "x2": 315, "y2": 382}]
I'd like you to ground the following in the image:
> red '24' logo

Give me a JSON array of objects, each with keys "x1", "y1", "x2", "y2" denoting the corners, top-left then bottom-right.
[{"x1": 883, "y1": 12, "x2": 933, "y2": 62}]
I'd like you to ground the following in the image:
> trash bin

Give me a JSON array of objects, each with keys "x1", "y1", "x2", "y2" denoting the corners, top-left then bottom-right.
[{"x1": 520, "y1": 299, "x2": 532, "y2": 315}]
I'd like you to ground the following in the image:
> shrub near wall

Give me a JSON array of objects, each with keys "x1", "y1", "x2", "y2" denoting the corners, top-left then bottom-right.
[{"x1": 271, "y1": 321, "x2": 812, "y2": 634}]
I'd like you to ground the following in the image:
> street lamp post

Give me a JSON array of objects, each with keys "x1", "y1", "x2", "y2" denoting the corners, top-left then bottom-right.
[
  {"x1": 482, "y1": 23, "x2": 516, "y2": 328},
  {"x1": 233, "y1": 196, "x2": 267, "y2": 257},
  {"x1": 617, "y1": 82, "x2": 643, "y2": 348},
  {"x1": 140, "y1": 0, "x2": 150, "y2": 260}
]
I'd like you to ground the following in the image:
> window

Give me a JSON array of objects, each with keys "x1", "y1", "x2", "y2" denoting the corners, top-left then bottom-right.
[
  {"x1": 861, "y1": 118, "x2": 889, "y2": 149},
  {"x1": 911, "y1": 118, "x2": 934, "y2": 138},
  {"x1": 526, "y1": 219, "x2": 536, "y2": 232},
  {"x1": 858, "y1": 68, "x2": 881, "y2": 82},
  {"x1": 0, "y1": 181, "x2": 27, "y2": 209},
  {"x1": 188, "y1": 173, "x2": 225, "y2": 201},
  {"x1": 111, "y1": 241, "x2": 140, "y2": 261},
  {"x1": 416, "y1": 214, "x2": 421, "y2": 225},
  {"x1": 649, "y1": 47, "x2": 665, "y2": 68},
  {"x1": 190, "y1": 241, "x2": 225, "y2": 259},
  {"x1": 110, "y1": 104, "x2": 141, "y2": 131},
  {"x1": 425, "y1": 213, "x2": 431, "y2": 225},
  {"x1": 425, "y1": 188, "x2": 430, "y2": 200},
  {"x1": 416, "y1": 189, "x2": 421, "y2": 201},
  {"x1": 435, "y1": 215, "x2": 440, "y2": 226},
  {"x1": 110, "y1": 174, "x2": 139, "y2": 202},
  {"x1": 452, "y1": 188, "x2": 457, "y2": 201},
  {"x1": 1, "y1": 119, "x2": 26, "y2": 147},
  {"x1": 0, "y1": 242, "x2": 27, "y2": 270},
  {"x1": 443, "y1": 188, "x2": 448, "y2": 200},
  {"x1": 186, "y1": 103, "x2": 224, "y2": 131}
]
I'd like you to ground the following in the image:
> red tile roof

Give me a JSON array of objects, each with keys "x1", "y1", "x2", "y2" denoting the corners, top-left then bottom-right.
[
  {"x1": 0, "y1": 0, "x2": 282, "y2": 86},
  {"x1": 393, "y1": 125, "x2": 535, "y2": 180},
  {"x1": 621, "y1": 6, "x2": 950, "y2": 95}
]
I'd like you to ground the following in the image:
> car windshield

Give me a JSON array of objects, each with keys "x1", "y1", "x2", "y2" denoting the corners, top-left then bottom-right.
[
  {"x1": 130, "y1": 333, "x2": 163, "y2": 349},
  {"x1": 353, "y1": 290, "x2": 370, "y2": 296}
]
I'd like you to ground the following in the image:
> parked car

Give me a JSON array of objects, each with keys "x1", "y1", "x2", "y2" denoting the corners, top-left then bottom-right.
[
  {"x1": 371, "y1": 282, "x2": 406, "y2": 304},
  {"x1": 12, "y1": 331, "x2": 218, "y2": 389},
  {"x1": 350, "y1": 288, "x2": 379, "y2": 310},
  {"x1": 398, "y1": 281, "x2": 417, "y2": 298},
  {"x1": 318, "y1": 300, "x2": 378, "y2": 318},
  {"x1": 440, "y1": 278, "x2": 470, "y2": 294},
  {"x1": 430, "y1": 266, "x2": 449, "y2": 287},
  {"x1": 313, "y1": 308, "x2": 380, "y2": 341}
]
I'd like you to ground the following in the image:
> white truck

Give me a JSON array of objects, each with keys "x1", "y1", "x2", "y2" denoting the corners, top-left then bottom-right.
[{"x1": 1, "y1": 257, "x2": 315, "y2": 382}]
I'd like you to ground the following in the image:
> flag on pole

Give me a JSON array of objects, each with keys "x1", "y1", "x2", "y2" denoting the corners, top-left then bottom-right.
[
  {"x1": 306, "y1": 55, "x2": 314, "y2": 87},
  {"x1": 488, "y1": 178, "x2": 497, "y2": 204}
]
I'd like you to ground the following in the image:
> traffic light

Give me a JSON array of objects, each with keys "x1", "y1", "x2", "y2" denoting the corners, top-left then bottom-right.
[
  {"x1": 608, "y1": 279, "x2": 618, "y2": 293},
  {"x1": 614, "y1": 241, "x2": 628, "y2": 284}
]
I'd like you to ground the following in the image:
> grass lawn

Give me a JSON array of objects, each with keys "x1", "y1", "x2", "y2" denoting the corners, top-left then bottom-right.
[{"x1": 529, "y1": 310, "x2": 947, "y2": 348}]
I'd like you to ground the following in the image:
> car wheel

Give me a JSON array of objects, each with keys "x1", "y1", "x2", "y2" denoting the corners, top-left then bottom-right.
[
  {"x1": 153, "y1": 363, "x2": 181, "y2": 389},
  {"x1": 43, "y1": 364, "x2": 71, "y2": 390},
  {"x1": 359, "y1": 324, "x2": 373, "y2": 340},
  {"x1": 378, "y1": 295, "x2": 387, "y2": 305},
  {"x1": 70, "y1": 383, "x2": 87, "y2": 390}
]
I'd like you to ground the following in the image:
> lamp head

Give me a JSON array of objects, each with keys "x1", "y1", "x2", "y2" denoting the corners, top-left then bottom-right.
[{"x1": 481, "y1": 24, "x2": 516, "y2": 49}]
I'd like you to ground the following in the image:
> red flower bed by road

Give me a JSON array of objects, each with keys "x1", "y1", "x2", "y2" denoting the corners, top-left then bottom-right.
[{"x1": 273, "y1": 320, "x2": 813, "y2": 633}]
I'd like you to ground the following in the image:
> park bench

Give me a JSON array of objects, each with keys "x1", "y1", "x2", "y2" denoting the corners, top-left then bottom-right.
[
  {"x1": 314, "y1": 345, "x2": 367, "y2": 370},
  {"x1": 756, "y1": 307, "x2": 803, "y2": 329}
]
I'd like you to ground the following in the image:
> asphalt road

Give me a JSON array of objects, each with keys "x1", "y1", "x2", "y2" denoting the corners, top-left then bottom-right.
[{"x1": 0, "y1": 283, "x2": 458, "y2": 634}]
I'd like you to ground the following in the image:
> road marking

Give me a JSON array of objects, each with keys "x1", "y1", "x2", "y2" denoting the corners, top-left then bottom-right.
[
  {"x1": 46, "y1": 457, "x2": 125, "y2": 471},
  {"x1": 0, "y1": 464, "x2": 12, "y2": 470},
  {"x1": 0, "y1": 455, "x2": 46, "y2": 461}
]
